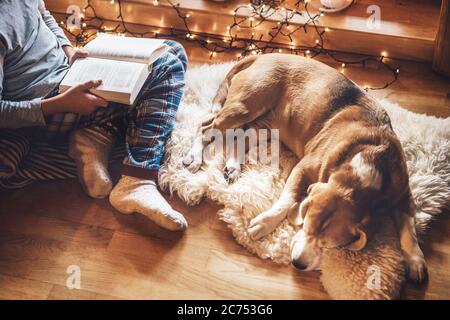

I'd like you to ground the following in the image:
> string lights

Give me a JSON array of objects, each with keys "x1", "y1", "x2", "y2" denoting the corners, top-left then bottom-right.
[{"x1": 59, "y1": 0, "x2": 400, "y2": 91}]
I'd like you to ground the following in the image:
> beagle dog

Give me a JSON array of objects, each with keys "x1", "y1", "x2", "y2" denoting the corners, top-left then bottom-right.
[{"x1": 183, "y1": 54, "x2": 427, "y2": 282}]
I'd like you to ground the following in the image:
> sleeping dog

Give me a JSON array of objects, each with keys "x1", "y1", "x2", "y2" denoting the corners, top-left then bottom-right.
[{"x1": 183, "y1": 54, "x2": 427, "y2": 282}]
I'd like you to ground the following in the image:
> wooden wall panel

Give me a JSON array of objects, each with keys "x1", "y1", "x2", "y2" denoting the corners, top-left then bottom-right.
[
  {"x1": 46, "y1": 0, "x2": 438, "y2": 61},
  {"x1": 433, "y1": 0, "x2": 450, "y2": 76}
]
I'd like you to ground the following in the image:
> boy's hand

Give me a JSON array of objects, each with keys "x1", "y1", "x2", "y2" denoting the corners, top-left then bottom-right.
[
  {"x1": 60, "y1": 80, "x2": 108, "y2": 115},
  {"x1": 42, "y1": 80, "x2": 108, "y2": 116},
  {"x1": 63, "y1": 45, "x2": 89, "y2": 65}
]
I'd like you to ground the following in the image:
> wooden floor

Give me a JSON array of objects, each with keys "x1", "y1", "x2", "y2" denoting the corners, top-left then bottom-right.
[{"x1": 0, "y1": 44, "x2": 449, "y2": 300}]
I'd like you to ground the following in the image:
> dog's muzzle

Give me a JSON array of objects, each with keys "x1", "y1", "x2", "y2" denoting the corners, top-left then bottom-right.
[{"x1": 290, "y1": 229, "x2": 322, "y2": 271}]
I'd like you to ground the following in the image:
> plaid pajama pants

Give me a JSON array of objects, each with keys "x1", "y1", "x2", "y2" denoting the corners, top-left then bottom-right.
[{"x1": 45, "y1": 40, "x2": 187, "y2": 179}]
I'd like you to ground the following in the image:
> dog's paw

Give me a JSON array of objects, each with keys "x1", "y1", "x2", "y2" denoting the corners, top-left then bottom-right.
[
  {"x1": 248, "y1": 214, "x2": 276, "y2": 240},
  {"x1": 405, "y1": 254, "x2": 428, "y2": 283},
  {"x1": 224, "y1": 163, "x2": 241, "y2": 184},
  {"x1": 248, "y1": 223, "x2": 269, "y2": 241},
  {"x1": 183, "y1": 149, "x2": 202, "y2": 173}
]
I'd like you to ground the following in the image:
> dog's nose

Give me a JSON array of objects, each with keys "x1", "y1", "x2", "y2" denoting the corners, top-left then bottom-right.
[{"x1": 291, "y1": 260, "x2": 307, "y2": 270}]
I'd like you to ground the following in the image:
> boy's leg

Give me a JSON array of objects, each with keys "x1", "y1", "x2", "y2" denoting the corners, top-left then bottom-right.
[
  {"x1": 68, "y1": 125, "x2": 117, "y2": 199},
  {"x1": 45, "y1": 92, "x2": 127, "y2": 199},
  {"x1": 121, "y1": 40, "x2": 187, "y2": 176},
  {"x1": 110, "y1": 40, "x2": 189, "y2": 231}
]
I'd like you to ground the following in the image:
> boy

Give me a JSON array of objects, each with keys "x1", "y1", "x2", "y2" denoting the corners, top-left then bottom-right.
[{"x1": 0, "y1": 0, "x2": 188, "y2": 231}]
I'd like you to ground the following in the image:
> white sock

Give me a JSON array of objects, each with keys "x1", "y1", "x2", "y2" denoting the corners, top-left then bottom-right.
[
  {"x1": 68, "y1": 127, "x2": 114, "y2": 199},
  {"x1": 109, "y1": 175, "x2": 188, "y2": 231}
]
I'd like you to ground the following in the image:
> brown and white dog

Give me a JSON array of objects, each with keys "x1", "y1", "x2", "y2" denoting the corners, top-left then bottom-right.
[{"x1": 183, "y1": 54, "x2": 427, "y2": 282}]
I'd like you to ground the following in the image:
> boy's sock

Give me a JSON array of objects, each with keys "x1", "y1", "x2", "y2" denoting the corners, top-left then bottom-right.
[
  {"x1": 109, "y1": 175, "x2": 188, "y2": 231},
  {"x1": 68, "y1": 127, "x2": 114, "y2": 199}
]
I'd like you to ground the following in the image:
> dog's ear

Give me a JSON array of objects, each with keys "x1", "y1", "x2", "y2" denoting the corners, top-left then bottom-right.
[
  {"x1": 346, "y1": 216, "x2": 371, "y2": 251},
  {"x1": 287, "y1": 202, "x2": 302, "y2": 226},
  {"x1": 346, "y1": 228, "x2": 367, "y2": 251},
  {"x1": 288, "y1": 187, "x2": 322, "y2": 227}
]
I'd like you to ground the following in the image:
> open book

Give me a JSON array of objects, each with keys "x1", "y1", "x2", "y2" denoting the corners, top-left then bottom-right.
[{"x1": 59, "y1": 34, "x2": 167, "y2": 105}]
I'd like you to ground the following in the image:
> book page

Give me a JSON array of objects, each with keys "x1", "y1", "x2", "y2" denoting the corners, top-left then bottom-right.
[
  {"x1": 84, "y1": 34, "x2": 166, "y2": 64},
  {"x1": 60, "y1": 57, "x2": 147, "y2": 93}
]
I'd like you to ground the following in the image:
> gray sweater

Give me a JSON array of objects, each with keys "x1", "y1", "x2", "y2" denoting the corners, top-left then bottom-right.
[{"x1": 0, "y1": 0, "x2": 71, "y2": 128}]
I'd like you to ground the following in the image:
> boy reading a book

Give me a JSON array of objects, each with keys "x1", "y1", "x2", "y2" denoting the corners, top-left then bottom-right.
[{"x1": 0, "y1": 1, "x2": 188, "y2": 231}]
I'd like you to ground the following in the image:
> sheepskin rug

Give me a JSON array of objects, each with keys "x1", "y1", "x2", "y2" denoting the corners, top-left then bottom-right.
[{"x1": 158, "y1": 62, "x2": 450, "y2": 300}]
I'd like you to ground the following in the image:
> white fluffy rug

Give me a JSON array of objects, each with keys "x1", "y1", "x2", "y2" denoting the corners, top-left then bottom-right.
[{"x1": 159, "y1": 62, "x2": 450, "y2": 299}]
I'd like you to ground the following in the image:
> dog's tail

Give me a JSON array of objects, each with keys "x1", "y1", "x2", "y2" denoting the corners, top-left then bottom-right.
[{"x1": 212, "y1": 55, "x2": 258, "y2": 110}]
